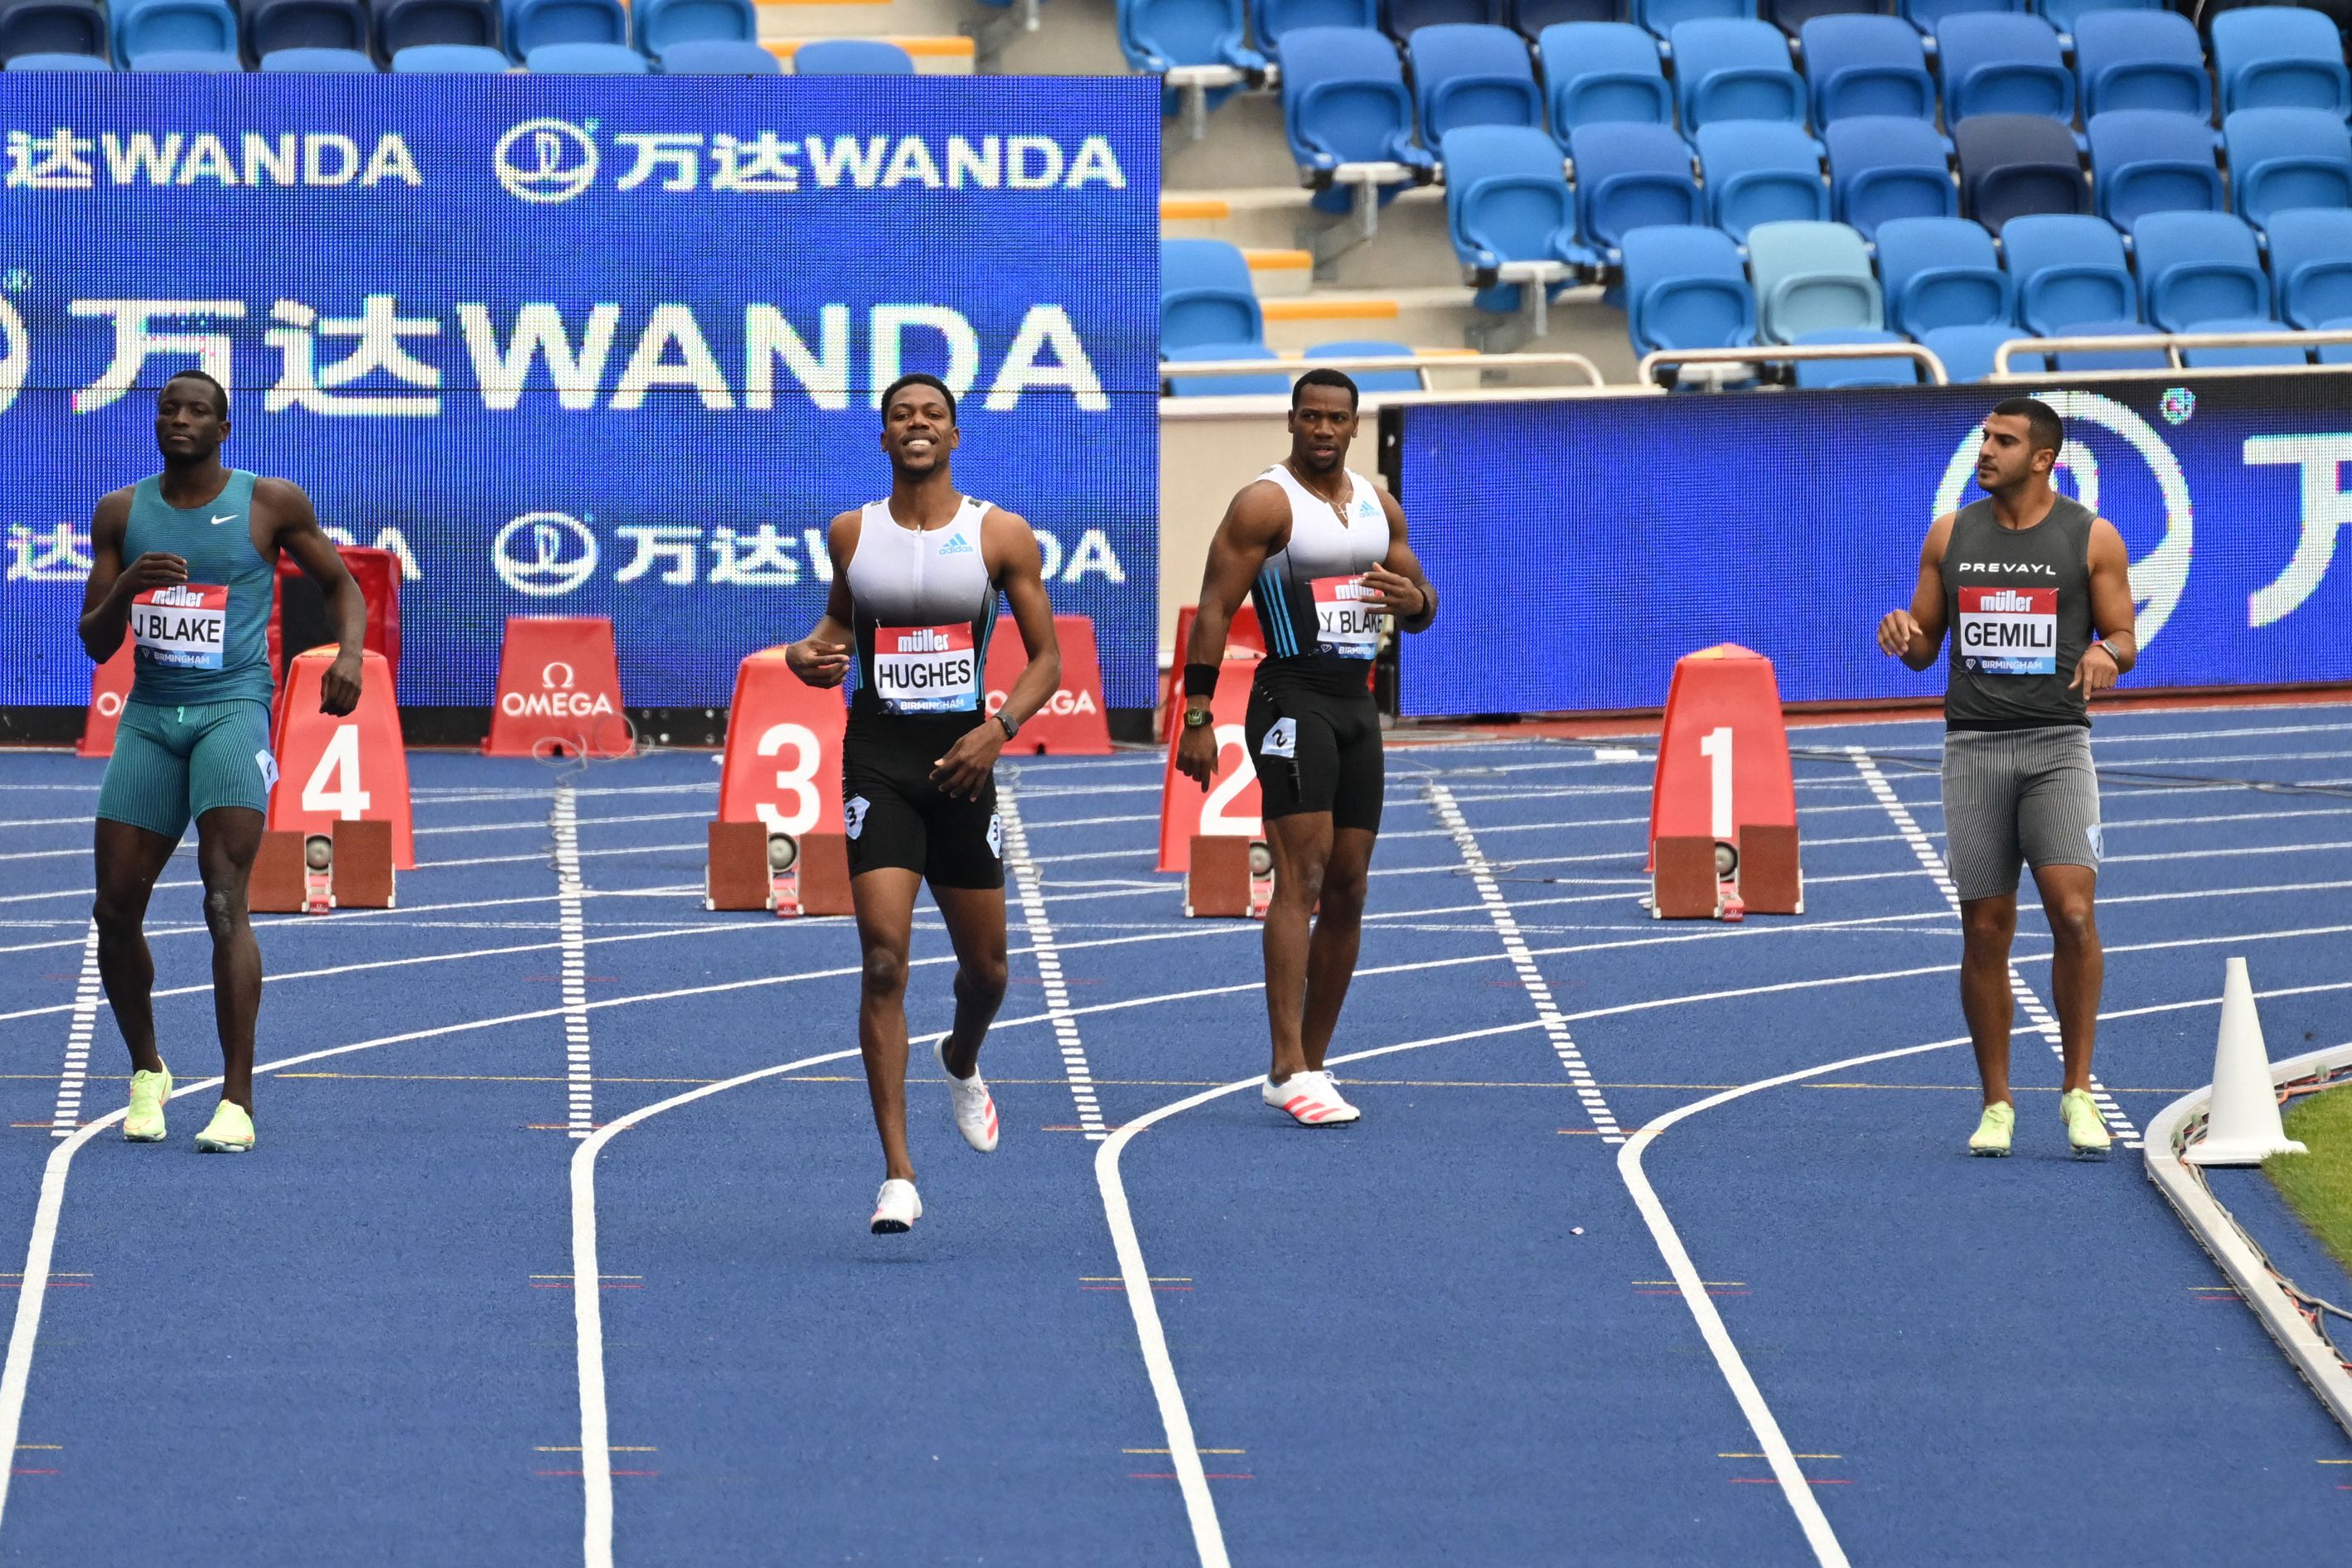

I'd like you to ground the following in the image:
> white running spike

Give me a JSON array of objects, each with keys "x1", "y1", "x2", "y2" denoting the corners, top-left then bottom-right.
[{"x1": 2182, "y1": 957, "x2": 2309, "y2": 1166}]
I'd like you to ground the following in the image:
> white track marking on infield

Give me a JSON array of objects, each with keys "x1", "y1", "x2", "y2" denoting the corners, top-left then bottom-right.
[
  {"x1": 1849, "y1": 748, "x2": 2142, "y2": 1149},
  {"x1": 999, "y1": 783, "x2": 1106, "y2": 1138},
  {"x1": 46, "y1": 924, "x2": 100, "y2": 1138},
  {"x1": 1425, "y1": 782, "x2": 1624, "y2": 1141},
  {"x1": 553, "y1": 784, "x2": 595, "y2": 1139}
]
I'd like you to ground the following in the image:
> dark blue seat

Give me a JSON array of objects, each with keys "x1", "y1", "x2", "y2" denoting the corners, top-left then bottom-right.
[
  {"x1": 1162, "y1": 239, "x2": 1271, "y2": 351},
  {"x1": 2131, "y1": 210, "x2": 2271, "y2": 332},
  {"x1": 1765, "y1": 0, "x2": 1873, "y2": 34},
  {"x1": 2001, "y1": 211, "x2": 2137, "y2": 332},
  {"x1": 503, "y1": 0, "x2": 622, "y2": 56},
  {"x1": 1953, "y1": 112, "x2": 2085, "y2": 231},
  {"x1": 2037, "y1": 0, "x2": 2156, "y2": 36},
  {"x1": 6, "y1": 45, "x2": 111, "y2": 62},
  {"x1": 1824, "y1": 114, "x2": 1957, "y2": 237},
  {"x1": 373, "y1": 0, "x2": 497, "y2": 52},
  {"x1": 2223, "y1": 109, "x2": 2352, "y2": 228},
  {"x1": 658, "y1": 36, "x2": 773, "y2": 70},
  {"x1": 1619, "y1": 223, "x2": 1758, "y2": 350},
  {"x1": 1874, "y1": 213, "x2": 2012, "y2": 333},
  {"x1": 1440, "y1": 123, "x2": 1588, "y2": 310},
  {"x1": 2264, "y1": 207, "x2": 2352, "y2": 330},
  {"x1": 1896, "y1": 0, "x2": 2019, "y2": 36},
  {"x1": 795, "y1": 37, "x2": 911, "y2": 71},
  {"x1": 1566, "y1": 120, "x2": 1703, "y2": 259},
  {"x1": 114, "y1": 0, "x2": 239, "y2": 62},
  {"x1": 633, "y1": 0, "x2": 752, "y2": 52},
  {"x1": 1792, "y1": 327, "x2": 1923, "y2": 386},
  {"x1": 1695, "y1": 119, "x2": 1828, "y2": 240},
  {"x1": 1510, "y1": 0, "x2": 1615, "y2": 35},
  {"x1": 1120, "y1": 0, "x2": 1264, "y2": 77},
  {"x1": 2086, "y1": 109, "x2": 2221, "y2": 229},
  {"x1": 1537, "y1": 22, "x2": 1670, "y2": 136},
  {"x1": 1252, "y1": 0, "x2": 1378, "y2": 58},
  {"x1": 1307, "y1": 337, "x2": 1426, "y2": 390},
  {"x1": 1628, "y1": 0, "x2": 1749, "y2": 41},
  {"x1": 0, "y1": 0, "x2": 106, "y2": 62},
  {"x1": 1935, "y1": 12, "x2": 2072, "y2": 124},
  {"x1": 1799, "y1": 14, "x2": 1937, "y2": 125},
  {"x1": 241, "y1": 0, "x2": 369, "y2": 60},
  {"x1": 1668, "y1": 17, "x2": 1804, "y2": 129},
  {"x1": 1281, "y1": 25, "x2": 1436, "y2": 209},
  {"x1": 259, "y1": 41, "x2": 376, "y2": 62},
  {"x1": 1922, "y1": 322, "x2": 2030, "y2": 380},
  {"x1": 522, "y1": 38, "x2": 642, "y2": 68},
  {"x1": 2073, "y1": 9, "x2": 2208, "y2": 119},
  {"x1": 1410, "y1": 23, "x2": 1541, "y2": 138},
  {"x1": 1386, "y1": 0, "x2": 1501, "y2": 37},
  {"x1": 2210, "y1": 7, "x2": 2351, "y2": 118},
  {"x1": 1164, "y1": 342, "x2": 1295, "y2": 396},
  {"x1": 389, "y1": 38, "x2": 505, "y2": 64}
]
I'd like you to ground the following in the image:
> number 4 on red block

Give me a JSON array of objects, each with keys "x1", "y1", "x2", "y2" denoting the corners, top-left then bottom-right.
[{"x1": 268, "y1": 648, "x2": 414, "y2": 870}]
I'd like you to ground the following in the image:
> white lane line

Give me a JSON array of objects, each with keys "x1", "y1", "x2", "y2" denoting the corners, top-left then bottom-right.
[
  {"x1": 1425, "y1": 783, "x2": 1624, "y2": 1141},
  {"x1": 47, "y1": 924, "x2": 100, "y2": 1139},
  {"x1": 999, "y1": 784, "x2": 1106, "y2": 1140},
  {"x1": 1849, "y1": 748, "x2": 2143, "y2": 1150},
  {"x1": 554, "y1": 785, "x2": 594, "y2": 1140}
]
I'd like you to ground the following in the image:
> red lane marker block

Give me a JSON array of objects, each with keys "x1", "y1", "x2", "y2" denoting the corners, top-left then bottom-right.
[
  {"x1": 75, "y1": 641, "x2": 134, "y2": 759},
  {"x1": 485, "y1": 617, "x2": 627, "y2": 758},
  {"x1": 985, "y1": 614, "x2": 1111, "y2": 755},
  {"x1": 716, "y1": 649, "x2": 845, "y2": 835},
  {"x1": 269, "y1": 648, "x2": 413, "y2": 870},
  {"x1": 269, "y1": 545, "x2": 403, "y2": 692},
  {"x1": 1646, "y1": 643, "x2": 1801, "y2": 916},
  {"x1": 1155, "y1": 656, "x2": 1263, "y2": 874},
  {"x1": 1160, "y1": 604, "x2": 1266, "y2": 740}
]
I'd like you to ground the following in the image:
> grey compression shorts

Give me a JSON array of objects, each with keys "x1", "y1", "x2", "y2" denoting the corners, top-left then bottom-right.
[{"x1": 1940, "y1": 725, "x2": 2102, "y2": 902}]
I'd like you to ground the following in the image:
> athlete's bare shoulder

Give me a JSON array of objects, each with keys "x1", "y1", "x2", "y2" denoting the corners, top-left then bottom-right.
[
  {"x1": 978, "y1": 503, "x2": 1043, "y2": 574},
  {"x1": 825, "y1": 506, "x2": 864, "y2": 560},
  {"x1": 1921, "y1": 510, "x2": 1958, "y2": 564},
  {"x1": 89, "y1": 486, "x2": 133, "y2": 541},
  {"x1": 2085, "y1": 513, "x2": 2129, "y2": 565},
  {"x1": 1222, "y1": 476, "x2": 1290, "y2": 547}
]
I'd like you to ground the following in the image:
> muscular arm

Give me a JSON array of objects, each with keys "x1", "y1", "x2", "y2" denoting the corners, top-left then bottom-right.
[
  {"x1": 987, "y1": 510, "x2": 1062, "y2": 730},
  {"x1": 264, "y1": 479, "x2": 365, "y2": 715},
  {"x1": 76, "y1": 489, "x2": 157, "y2": 662},
  {"x1": 785, "y1": 512, "x2": 859, "y2": 687},
  {"x1": 1878, "y1": 512, "x2": 1954, "y2": 672},
  {"x1": 1364, "y1": 487, "x2": 1435, "y2": 632},
  {"x1": 1183, "y1": 482, "x2": 1289, "y2": 672},
  {"x1": 2074, "y1": 515, "x2": 2137, "y2": 691}
]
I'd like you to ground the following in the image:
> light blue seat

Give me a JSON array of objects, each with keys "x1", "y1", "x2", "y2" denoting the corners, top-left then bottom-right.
[
  {"x1": 2001, "y1": 211, "x2": 2137, "y2": 332},
  {"x1": 390, "y1": 39, "x2": 506, "y2": 65},
  {"x1": 1667, "y1": 18, "x2": 1804, "y2": 129},
  {"x1": 795, "y1": 37, "x2": 911, "y2": 71},
  {"x1": 1922, "y1": 321, "x2": 2030, "y2": 379},
  {"x1": 1120, "y1": 0, "x2": 1264, "y2": 80},
  {"x1": 1307, "y1": 337, "x2": 1426, "y2": 390},
  {"x1": 259, "y1": 41, "x2": 375, "y2": 62},
  {"x1": 632, "y1": 0, "x2": 752, "y2": 52},
  {"x1": 2072, "y1": 9, "x2": 2208, "y2": 119},
  {"x1": 1874, "y1": 214, "x2": 2012, "y2": 333},
  {"x1": 1251, "y1": 0, "x2": 1377, "y2": 57},
  {"x1": 2265, "y1": 207, "x2": 2352, "y2": 331},
  {"x1": 125, "y1": 43, "x2": 240, "y2": 63},
  {"x1": 2210, "y1": 7, "x2": 2351, "y2": 118},
  {"x1": 1897, "y1": 0, "x2": 2020, "y2": 36},
  {"x1": 1163, "y1": 342, "x2": 1294, "y2": 396},
  {"x1": 2086, "y1": 109, "x2": 2222, "y2": 228},
  {"x1": 114, "y1": 0, "x2": 237, "y2": 63},
  {"x1": 1537, "y1": 22, "x2": 1670, "y2": 137},
  {"x1": 1619, "y1": 223, "x2": 1757, "y2": 350},
  {"x1": 522, "y1": 38, "x2": 644, "y2": 68},
  {"x1": 1747, "y1": 218, "x2": 1880, "y2": 341},
  {"x1": 1953, "y1": 112, "x2": 2086, "y2": 230},
  {"x1": 1282, "y1": 26, "x2": 1436, "y2": 210},
  {"x1": 659, "y1": 36, "x2": 774, "y2": 69},
  {"x1": 1162, "y1": 239, "x2": 1268, "y2": 351},
  {"x1": 1824, "y1": 114, "x2": 1956, "y2": 237},
  {"x1": 1694, "y1": 119, "x2": 1828, "y2": 240},
  {"x1": 2176, "y1": 317, "x2": 2307, "y2": 367},
  {"x1": 2130, "y1": 210, "x2": 2270, "y2": 332},
  {"x1": 1411, "y1": 23, "x2": 1541, "y2": 138},
  {"x1": 1798, "y1": 15, "x2": 1936, "y2": 125},
  {"x1": 6, "y1": 46, "x2": 111, "y2": 64},
  {"x1": 503, "y1": 0, "x2": 621, "y2": 55},
  {"x1": 2224, "y1": 109, "x2": 2352, "y2": 228},
  {"x1": 1792, "y1": 327, "x2": 1921, "y2": 386},
  {"x1": 1935, "y1": 12, "x2": 2071, "y2": 123},
  {"x1": 1440, "y1": 123, "x2": 1586, "y2": 310},
  {"x1": 2035, "y1": 0, "x2": 2155, "y2": 36},
  {"x1": 1566, "y1": 120, "x2": 1703, "y2": 259},
  {"x1": 1629, "y1": 0, "x2": 1749, "y2": 40}
]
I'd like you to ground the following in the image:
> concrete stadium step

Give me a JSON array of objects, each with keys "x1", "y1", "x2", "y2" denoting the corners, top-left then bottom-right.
[
  {"x1": 764, "y1": 33, "x2": 975, "y2": 69},
  {"x1": 1254, "y1": 285, "x2": 1638, "y2": 378},
  {"x1": 1164, "y1": 94, "x2": 1306, "y2": 191},
  {"x1": 1161, "y1": 186, "x2": 1460, "y2": 290},
  {"x1": 756, "y1": 0, "x2": 964, "y2": 40},
  {"x1": 1243, "y1": 248, "x2": 1315, "y2": 298}
]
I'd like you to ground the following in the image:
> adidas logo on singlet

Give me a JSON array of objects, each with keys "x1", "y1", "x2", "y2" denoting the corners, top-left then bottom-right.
[{"x1": 937, "y1": 535, "x2": 974, "y2": 556}]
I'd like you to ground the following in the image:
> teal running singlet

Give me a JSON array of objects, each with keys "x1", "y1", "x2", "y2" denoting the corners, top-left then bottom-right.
[{"x1": 119, "y1": 470, "x2": 274, "y2": 709}]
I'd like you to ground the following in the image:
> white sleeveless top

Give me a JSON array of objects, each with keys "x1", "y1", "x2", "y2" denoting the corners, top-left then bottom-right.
[
  {"x1": 844, "y1": 495, "x2": 997, "y2": 715},
  {"x1": 1251, "y1": 463, "x2": 1389, "y2": 663}
]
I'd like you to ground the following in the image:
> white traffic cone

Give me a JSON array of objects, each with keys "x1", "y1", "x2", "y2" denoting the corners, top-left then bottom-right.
[{"x1": 2183, "y1": 957, "x2": 2309, "y2": 1166}]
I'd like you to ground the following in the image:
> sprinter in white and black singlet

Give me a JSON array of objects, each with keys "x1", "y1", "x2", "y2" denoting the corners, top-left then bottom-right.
[
  {"x1": 1176, "y1": 369, "x2": 1438, "y2": 1128},
  {"x1": 1878, "y1": 397, "x2": 2138, "y2": 1160},
  {"x1": 784, "y1": 372, "x2": 1062, "y2": 1234}
]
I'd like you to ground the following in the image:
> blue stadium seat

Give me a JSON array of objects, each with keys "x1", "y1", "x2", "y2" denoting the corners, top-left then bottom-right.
[
  {"x1": 1668, "y1": 19, "x2": 1804, "y2": 128},
  {"x1": 1252, "y1": 0, "x2": 1378, "y2": 58},
  {"x1": 1747, "y1": 218, "x2": 1881, "y2": 341},
  {"x1": 1410, "y1": 24, "x2": 1541, "y2": 138},
  {"x1": 1306, "y1": 338, "x2": 1427, "y2": 390},
  {"x1": 1537, "y1": 22, "x2": 1670, "y2": 136},
  {"x1": 1619, "y1": 224, "x2": 1758, "y2": 350},
  {"x1": 1281, "y1": 26, "x2": 1436, "y2": 205},
  {"x1": 1566, "y1": 120, "x2": 1703, "y2": 259},
  {"x1": 240, "y1": 0, "x2": 367, "y2": 59},
  {"x1": 373, "y1": 0, "x2": 497, "y2": 52},
  {"x1": 795, "y1": 37, "x2": 911, "y2": 71},
  {"x1": 1120, "y1": 0, "x2": 1264, "y2": 79},
  {"x1": 2086, "y1": 107, "x2": 2222, "y2": 228},
  {"x1": 389, "y1": 38, "x2": 505, "y2": 65},
  {"x1": 6, "y1": 46, "x2": 111, "y2": 62},
  {"x1": 2264, "y1": 207, "x2": 2352, "y2": 330},
  {"x1": 2001, "y1": 211, "x2": 2137, "y2": 332},
  {"x1": 503, "y1": 0, "x2": 622, "y2": 56},
  {"x1": 1824, "y1": 114, "x2": 1958, "y2": 236},
  {"x1": 1163, "y1": 342, "x2": 1294, "y2": 396},
  {"x1": 1767, "y1": 0, "x2": 1873, "y2": 34},
  {"x1": 522, "y1": 38, "x2": 642, "y2": 68},
  {"x1": 1922, "y1": 322, "x2": 2030, "y2": 380},
  {"x1": 1510, "y1": 0, "x2": 1615, "y2": 36},
  {"x1": 1791, "y1": 327, "x2": 1922, "y2": 386},
  {"x1": 1162, "y1": 238, "x2": 1270, "y2": 353},
  {"x1": 2130, "y1": 209, "x2": 2270, "y2": 332},
  {"x1": 1387, "y1": 0, "x2": 1502, "y2": 37},
  {"x1": 2036, "y1": 0, "x2": 2156, "y2": 35},
  {"x1": 2224, "y1": 109, "x2": 2352, "y2": 228},
  {"x1": 2176, "y1": 319, "x2": 2308, "y2": 367},
  {"x1": 1935, "y1": 12, "x2": 2072, "y2": 124},
  {"x1": 658, "y1": 36, "x2": 774, "y2": 70},
  {"x1": 259, "y1": 42, "x2": 376, "y2": 62},
  {"x1": 0, "y1": 0, "x2": 105, "y2": 62},
  {"x1": 1953, "y1": 113, "x2": 2085, "y2": 230},
  {"x1": 633, "y1": 0, "x2": 753, "y2": 53},
  {"x1": 1629, "y1": 0, "x2": 1750, "y2": 41},
  {"x1": 127, "y1": 44, "x2": 241, "y2": 64},
  {"x1": 1440, "y1": 123, "x2": 1588, "y2": 309},
  {"x1": 2047, "y1": 319, "x2": 2166, "y2": 370},
  {"x1": 114, "y1": 0, "x2": 238, "y2": 63},
  {"x1": 1799, "y1": 15, "x2": 1937, "y2": 125},
  {"x1": 1694, "y1": 119, "x2": 1828, "y2": 240},
  {"x1": 2210, "y1": 7, "x2": 2351, "y2": 117},
  {"x1": 2072, "y1": 9, "x2": 2209, "y2": 119},
  {"x1": 1874, "y1": 214, "x2": 2013, "y2": 333},
  {"x1": 1896, "y1": 0, "x2": 2020, "y2": 35}
]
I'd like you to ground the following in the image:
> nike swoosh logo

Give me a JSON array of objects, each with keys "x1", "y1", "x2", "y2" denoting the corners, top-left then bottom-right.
[{"x1": 209, "y1": 514, "x2": 240, "y2": 526}]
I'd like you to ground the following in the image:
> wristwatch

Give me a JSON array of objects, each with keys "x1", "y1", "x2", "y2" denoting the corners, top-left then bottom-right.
[
  {"x1": 1182, "y1": 706, "x2": 1214, "y2": 729},
  {"x1": 996, "y1": 712, "x2": 1020, "y2": 742}
]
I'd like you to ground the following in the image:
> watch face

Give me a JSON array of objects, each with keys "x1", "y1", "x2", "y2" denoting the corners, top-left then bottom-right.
[{"x1": 1184, "y1": 709, "x2": 1212, "y2": 728}]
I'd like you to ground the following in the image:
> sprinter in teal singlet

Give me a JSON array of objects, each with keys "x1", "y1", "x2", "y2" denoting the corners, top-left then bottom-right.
[{"x1": 78, "y1": 369, "x2": 365, "y2": 1153}]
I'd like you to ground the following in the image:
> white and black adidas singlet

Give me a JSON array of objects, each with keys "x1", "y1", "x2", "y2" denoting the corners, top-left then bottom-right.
[
  {"x1": 1249, "y1": 463, "x2": 1389, "y2": 665},
  {"x1": 844, "y1": 495, "x2": 998, "y2": 716}
]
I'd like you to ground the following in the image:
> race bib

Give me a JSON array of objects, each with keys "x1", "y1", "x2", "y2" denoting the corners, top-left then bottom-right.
[
  {"x1": 1958, "y1": 587, "x2": 2058, "y2": 675},
  {"x1": 128, "y1": 583, "x2": 228, "y2": 670},
  {"x1": 873, "y1": 623, "x2": 978, "y2": 713},
  {"x1": 1310, "y1": 574, "x2": 1381, "y2": 660}
]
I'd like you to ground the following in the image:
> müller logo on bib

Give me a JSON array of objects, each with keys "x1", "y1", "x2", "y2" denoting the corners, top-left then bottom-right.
[
  {"x1": 1957, "y1": 586, "x2": 2058, "y2": 675},
  {"x1": 875, "y1": 623, "x2": 978, "y2": 712},
  {"x1": 128, "y1": 583, "x2": 229, "y2": 669}
]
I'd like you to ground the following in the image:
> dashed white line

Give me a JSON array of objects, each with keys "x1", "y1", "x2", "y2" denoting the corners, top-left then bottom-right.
[
  {"x1": 552, "y1": 784, "x2": 594, "y2": 1139},
  {"x1": 998, "y1": 785, "x2": 1106, "y2": 1139},
  {"x1": 48, "y1": 923, "x2": 100, "y2": 1139}
]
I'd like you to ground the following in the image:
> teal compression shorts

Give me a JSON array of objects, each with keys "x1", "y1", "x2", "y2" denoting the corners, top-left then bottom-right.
[{"x1": 96, "y1": 699, "x2": 278, "y2": 843}]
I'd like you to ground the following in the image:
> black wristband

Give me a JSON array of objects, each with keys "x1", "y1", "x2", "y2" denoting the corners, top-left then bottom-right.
[{"x1": 1183, "y1": 662, "x2": 1219, "y2": 699}]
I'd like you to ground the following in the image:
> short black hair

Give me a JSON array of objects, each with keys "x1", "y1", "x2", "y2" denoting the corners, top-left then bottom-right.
[
  {"x1": 1291, "y1": 366, "x2": 1359, "y2": 414},
  {"x1": 1989, "y1": 395, "x2": 2062, "y2": 457},
  {"x1": 880, "y1": 371, "x2": 956, "y2": 425},
  {"x1": 162, "y1": 368, "x2": 229, "y2": 420}
]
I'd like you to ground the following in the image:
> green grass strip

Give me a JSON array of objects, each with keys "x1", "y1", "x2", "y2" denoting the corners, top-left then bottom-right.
[{"x1": 2267, "y1": 1083, "x2": 2352, "y2": 1279}]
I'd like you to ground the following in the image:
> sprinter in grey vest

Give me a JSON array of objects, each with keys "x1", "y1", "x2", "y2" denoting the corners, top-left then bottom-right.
[
  {"x1": 77, "y1": 368, "x2": 365, "y2": 1154},
  {"x1": 1877, "y1": 397, "x2": 2139, "y2": 1159}
]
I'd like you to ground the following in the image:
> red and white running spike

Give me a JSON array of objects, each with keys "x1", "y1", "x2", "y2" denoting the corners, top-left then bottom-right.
[
  {"x1": 1262, "y1": 1070, "x2": 1360, "y2": 1126},
  {"x1": 936, "y1": 1039, "x2": 1000, "y2": 1153}
]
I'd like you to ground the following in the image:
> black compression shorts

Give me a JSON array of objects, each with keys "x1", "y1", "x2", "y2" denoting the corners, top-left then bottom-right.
[
  {"x1": 1244, "y1": 658, "x2": 1384, "y2": 834},
  {"x1": 840, "y1": 709, "x2": 1005, "y2": 890}
]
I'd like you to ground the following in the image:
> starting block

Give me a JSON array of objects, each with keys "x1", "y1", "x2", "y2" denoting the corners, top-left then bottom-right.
[
  {"x1": 1184, "y1": 835, "x2": 1273, "y2": 918},
  {"x1": 705, "y1": 821, "x2": 852, "y2": 917},
  {"x1": 1646, "y1": 644, "x2": 1802, "y2": 922},
  {"x1": 269, "y1": 648, "x2": 414, "y2": 870},
  {"x1": 249, "y1": 819, "x2": 396, "y2": 913}
]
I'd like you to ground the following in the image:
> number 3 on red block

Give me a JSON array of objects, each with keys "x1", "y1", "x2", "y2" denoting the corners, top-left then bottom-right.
[
  {"x1": 718, "y1": 648, "x2": 846, "y2": 838},
  {"x1": 1156, "y1": 656, "x2": 1264, "y2": 874}
]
